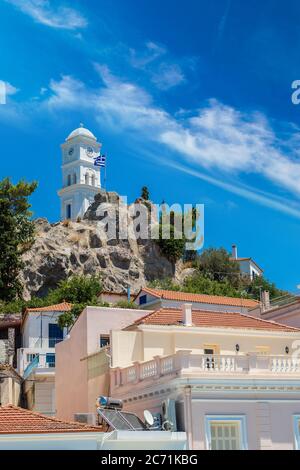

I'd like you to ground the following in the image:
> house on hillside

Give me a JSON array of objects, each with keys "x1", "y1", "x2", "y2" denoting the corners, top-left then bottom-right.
[
  {"x1": 134, "y1": 287, "x2": 258, "y2": 313},
  {"x1": 17, "y1": 303, "x2": 71, "y2": 416},
  {"x1": 230, "y1": 244, "x2": 263, "y2": 279},
  {"x1": 107, "y1": 303, "x2": 300, "y2": 450}
]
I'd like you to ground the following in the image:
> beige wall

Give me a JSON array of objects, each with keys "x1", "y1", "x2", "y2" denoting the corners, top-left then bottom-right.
[
  {"x1": 56, "y1": 306, "x2": 149, "y2": 421},
  {"x1": 110, "y1": 327, "x2": 299, "y2": 367},
  {"x1": 111, "y1": 331, "x2": 143, "y2": 367}
]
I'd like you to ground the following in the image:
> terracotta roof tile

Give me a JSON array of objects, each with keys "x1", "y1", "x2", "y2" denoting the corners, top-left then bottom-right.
[
  {"x1": 139, "y1": 287, "x2": 258, "y2": 308},
  {"x1": 133, "y1": 307, "x2": 299, "y2": 332},
  {"x1": 0, "y1": 405, "x2": 101, "y2": 434},
  {"x1": 25, "y1": 302, "x2": 72, "y2": 313}
]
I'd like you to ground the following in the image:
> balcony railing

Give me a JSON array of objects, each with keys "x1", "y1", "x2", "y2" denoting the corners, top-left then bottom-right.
[
  {"x1": 110, "y1": 351, "x2": 300, "y2": 391},
  {"x1": 23, "y1": 354, "x2": 56, "y2": 379}
]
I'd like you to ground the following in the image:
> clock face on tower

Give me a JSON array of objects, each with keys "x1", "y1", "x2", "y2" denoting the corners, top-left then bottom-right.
[{"x1": 86, "y1": 146, "x2": 94, "y2": 157}]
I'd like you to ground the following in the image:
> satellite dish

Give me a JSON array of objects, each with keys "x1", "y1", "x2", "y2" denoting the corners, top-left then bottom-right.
[{"x1": 144, "y1": 410, "x2": 154, "y2": 427}]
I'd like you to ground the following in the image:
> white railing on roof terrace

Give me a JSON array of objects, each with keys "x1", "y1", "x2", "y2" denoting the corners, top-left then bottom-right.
[{"x1": 110, "y1": 351, "x2": 300, "y2": 391}]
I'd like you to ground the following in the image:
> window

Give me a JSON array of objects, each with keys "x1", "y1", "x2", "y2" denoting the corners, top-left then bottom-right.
[
  {"x1": 204, "y1": 348, "x2": 215, "y2": 369},
  {"x1": 293, "y1": 416, "x2": 300, "y2": 449},
  {"x1": 67, "y1": 174, "x2": 72, "y2": 186},
  {"x1": 66, "y1": 204, "x2": 72, "y2": 220},
  {"x1": 205, "y1": 416, "x2": 247, "y2": 450},
  {"x1": 48, "y1": 324, "x2": 63, "y2": 348},
  {"x1": 139, "y1": 295, "x2": 147, "y2": 305},
  {"x1": 73, "y1": 173, "x2": 77, "y2": 184},
  {"x1": 100, "y1": 335, "x2": 110, "y2": 348},
  {"x1": 46, "y1": 353, "x2": 56, "y2": 368}
]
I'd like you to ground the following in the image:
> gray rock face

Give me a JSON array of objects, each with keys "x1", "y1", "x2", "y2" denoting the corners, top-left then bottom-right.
[{"x1": 21, "y1": 193, "x2": 176, "y2": 299}]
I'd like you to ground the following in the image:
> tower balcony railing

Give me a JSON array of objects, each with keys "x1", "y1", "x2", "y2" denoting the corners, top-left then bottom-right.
[{"x1": 110, "y1": 351, "x2": 300, "y2": 392}]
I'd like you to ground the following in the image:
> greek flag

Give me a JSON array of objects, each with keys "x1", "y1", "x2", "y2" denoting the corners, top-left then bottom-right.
[{"x1": 94, "y1": 154, "x2": 106, "y2": 168}]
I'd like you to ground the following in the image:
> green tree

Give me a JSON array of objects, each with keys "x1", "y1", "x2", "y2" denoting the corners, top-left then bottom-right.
[
  {"x1": 148, "y1": 278, "x2": 181, "y2": 291},
  {"x1": 141, "y1": 186, "x2": 150, "y2": 200},
  {"x1": 244, "y1": 275, "x2": 287, "y2": 301},
  {"x1": 115, "y1": 300, "x2": 138, "y2": 309},
  {"x1": 47, "y1": 275, "x2": 102, "y2": 304},
  {"x1": 183, "y1": 273, "x2": 242, "y2": 297},
  {"x1": 0, "y1": 178, "x2": 37, "y2": 301},
  {"x1": 54, "y1": 275, "x2": 103, "y2": 328},
  {"x1": 197, "y1": 247, "x2": 241, "y2": 287},
  {"x1": 157, "y1": 224, "x2": 186, "y2": 263}
]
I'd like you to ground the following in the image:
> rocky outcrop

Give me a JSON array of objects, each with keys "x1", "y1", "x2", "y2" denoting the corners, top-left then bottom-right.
[{"x1": 21, "y1": 191, "x2": 176, "y2": 299}]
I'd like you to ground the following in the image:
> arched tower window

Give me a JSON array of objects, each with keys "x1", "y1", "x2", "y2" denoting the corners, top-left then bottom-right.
[
  {"x1": 67, "y1": 175, "x2": 72, "y2": 186},
  {"x1": 85, "y1": 173, "x2": 89, "y2": 185},
  {"x1": 73, "y1": 173, "x2": 77, "y2": 185}
]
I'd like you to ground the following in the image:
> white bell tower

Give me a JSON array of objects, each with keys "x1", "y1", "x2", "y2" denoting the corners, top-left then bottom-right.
[{"x1": 58, "y1": 124, "x2": 102, "y2": 221}]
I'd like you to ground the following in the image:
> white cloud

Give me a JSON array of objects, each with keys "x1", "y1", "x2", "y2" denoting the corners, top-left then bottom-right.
[
  {"x1": 42, "y1": 67, "x2": 300, "y2": 216},
  {"x1": 129, "y1": 41, "x2": 166, "y2": 68},
  {"x1": 129, "y1": 42, "x2": 185, "y2": 90},
  {"x1": 151, "y1": 63, "x2": 185, "y2": 90},
  {"x1": 4, "y1": 81, "x2": 19, "y2": 96},
  {"x1": 4, "y1": 0, "x2": 87, "y2": 30}
]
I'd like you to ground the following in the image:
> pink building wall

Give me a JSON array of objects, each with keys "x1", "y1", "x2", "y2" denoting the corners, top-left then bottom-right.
[{"x1": 55, "y1": 306, "x2": 150, "y2": 421}]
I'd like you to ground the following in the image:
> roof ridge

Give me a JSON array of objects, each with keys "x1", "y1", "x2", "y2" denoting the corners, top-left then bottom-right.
[
  {"x1": 138, "y1": 287, "x2": 258, "y2": 305},
  {"x1": 238, "y1": 311, "x2": 300, "y2": 331},
  {"x1": 129, "y1": 306, "x2": 299, "y2": 332}
]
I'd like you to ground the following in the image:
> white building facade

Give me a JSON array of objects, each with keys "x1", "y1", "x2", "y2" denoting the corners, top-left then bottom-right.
[
  {"x1": 58, "y1": 125, "x2": 102, "y2": 221},
  {"x1": 17, "y1": 303, "x2": 70, "y2": 416}
]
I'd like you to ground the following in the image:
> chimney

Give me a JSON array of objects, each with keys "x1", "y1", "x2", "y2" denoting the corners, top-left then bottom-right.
[
  {"x1": 261, "y1": 291, "x2": 270, "y2": 312},
  {"x1": 232, "y1": 244, "x2": 238, "y2": 260},
  {"x1": 182, "y1": 304, "x2": 193, "y2": 327}
]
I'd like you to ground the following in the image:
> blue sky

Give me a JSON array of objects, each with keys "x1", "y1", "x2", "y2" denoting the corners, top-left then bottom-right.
[{"x1": 1, "y1": 0, "x2": 300, "y2": 292}]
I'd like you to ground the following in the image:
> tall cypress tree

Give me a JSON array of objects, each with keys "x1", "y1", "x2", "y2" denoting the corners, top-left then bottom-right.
[{"x1": 0, "y1": 178, "x2": 37, "y2": 301}]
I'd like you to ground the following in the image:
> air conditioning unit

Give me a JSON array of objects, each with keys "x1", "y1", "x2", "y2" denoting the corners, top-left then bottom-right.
[
  {"x1": 74, "y1": 413, "x2": 97, "y2": 426},
  {"x1": 161, "y1": 399, "x2": 177, "y2": 431}
]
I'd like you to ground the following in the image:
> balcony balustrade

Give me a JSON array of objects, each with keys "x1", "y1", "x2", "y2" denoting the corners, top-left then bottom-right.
[
  {"x1": 23, "y1": 354, "x2": 56, "y2": 379},
  {"x1": 110, "y1": 351, "x2": 300, "y2": 391}
]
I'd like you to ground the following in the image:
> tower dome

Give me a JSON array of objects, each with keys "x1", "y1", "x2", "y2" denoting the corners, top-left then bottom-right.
[{"x1": 66, "y1": 124, "x2": 97, "y2": 141}]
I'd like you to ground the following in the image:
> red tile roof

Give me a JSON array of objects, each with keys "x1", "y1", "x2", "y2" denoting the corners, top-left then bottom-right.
[
  {"x1": 0, "y1": 405, "x2": 101, "y2": 434},
  {"x1": 132, "y1": 307, "x2": 299, "y2": 332},
  {"x1": 25, "y1": 302, "x2": 72, "y2": 313},
  {"x1": 138, "y1": 287, "x2": 259, "y2": 308}
]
